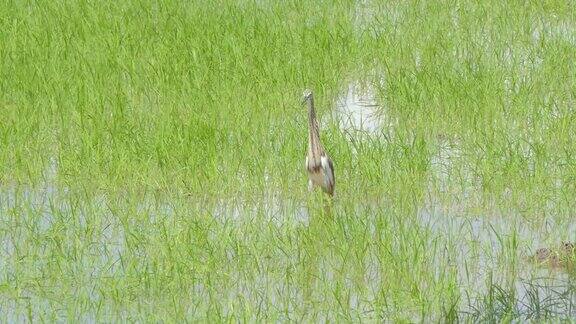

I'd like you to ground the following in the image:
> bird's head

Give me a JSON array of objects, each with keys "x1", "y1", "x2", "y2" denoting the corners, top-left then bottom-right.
[{"x1": 301, "y1": 89, "x2": 314, "y2": 105}]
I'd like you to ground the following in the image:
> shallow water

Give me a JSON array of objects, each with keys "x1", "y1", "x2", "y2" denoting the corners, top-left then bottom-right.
[
  {"x1": 3, "y1": 110, "x2": 576, "y2": 321},
  {"x1": 532, "y1": 19, "x2": 576, "y2": 47},
  {"x1": 2, "y1": 174, "x2": 576, "y2": 320},
  {"x1": 334, "y1": 81, "x2": 382, "y2": 135},
  {"x1": 3, "y1": 73, "x2": 576, "y2": 319},
  {"x1": 332, "y1": 80, "x2": 397, "y2": 144},
  {"x1": 420, "y1": 200, "x2": 576, "y2": 319}
]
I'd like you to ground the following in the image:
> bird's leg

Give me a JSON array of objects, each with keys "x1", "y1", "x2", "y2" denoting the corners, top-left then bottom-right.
[{"x1": 322, "y1": 197, "x2": 333, "y2": 217}]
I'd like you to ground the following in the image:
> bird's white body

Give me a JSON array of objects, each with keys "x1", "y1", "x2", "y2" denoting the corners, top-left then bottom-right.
[{"x1": 306, "y1": 155, "x2": 334, "y2": 192}]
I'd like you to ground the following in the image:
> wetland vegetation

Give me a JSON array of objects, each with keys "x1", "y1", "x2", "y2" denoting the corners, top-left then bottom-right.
[{"x1": 1, "y1": 0, "x2": 576, "y2": 321}]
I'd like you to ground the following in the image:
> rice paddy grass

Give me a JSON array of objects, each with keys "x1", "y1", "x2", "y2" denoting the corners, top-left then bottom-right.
[{"x1": 1, "y1": 0, "x2": 576, "y2": 321}]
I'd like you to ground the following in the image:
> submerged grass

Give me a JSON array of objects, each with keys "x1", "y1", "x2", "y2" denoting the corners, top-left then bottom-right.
[{"x1": 1, "y1": 0, "x2": 576, "y2": 321}]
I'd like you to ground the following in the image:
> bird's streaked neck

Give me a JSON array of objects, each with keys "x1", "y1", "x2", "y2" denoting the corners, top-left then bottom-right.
[{"x1": 306, "y1": 96, "x2": 322, "y2": 156}]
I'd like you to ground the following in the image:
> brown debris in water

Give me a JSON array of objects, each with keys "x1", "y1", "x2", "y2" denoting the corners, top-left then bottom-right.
[{"x1": 532, "y1": 241, "x2": 576, "y2": 269}]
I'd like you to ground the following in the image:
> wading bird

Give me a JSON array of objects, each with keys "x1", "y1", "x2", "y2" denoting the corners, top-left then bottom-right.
[{"x1": 303, "y1": 89, "x2": 335, "y2": 196}]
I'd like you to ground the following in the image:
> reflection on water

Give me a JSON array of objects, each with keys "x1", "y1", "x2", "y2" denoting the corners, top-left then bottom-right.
[
  {"x1": 429, "y1": 137, "x2": 463, "y2": 194},
  {"x1": 335, "y1": 81, "x2": 382, "y2": 135},
  {"x1": 333, "y1": 80, "x2": 395, "y2": 142},
  {"x1": 420, "y1": 201, "x2": 576, "y2": 319},
  {"x1": 532, "y1": 20, "x2": 576, "y2": 46},
  {"x1": 212, "y1": 194, "x2": 310, "y2": 224},
  {"x1": 2, "y1": 175, "x2": 576, "y2": 320},
  {"x1": 353, "y1": 0, "x2": 402, "y2": 36},
  {"x1": 465, "y1": 276, "x2": 576, "y2": 320}
]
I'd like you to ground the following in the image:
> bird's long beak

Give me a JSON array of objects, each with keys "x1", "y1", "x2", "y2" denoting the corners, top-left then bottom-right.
[{"x1": 301, "y1": 97, "x2": 307, "y2": 106}]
